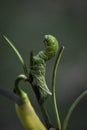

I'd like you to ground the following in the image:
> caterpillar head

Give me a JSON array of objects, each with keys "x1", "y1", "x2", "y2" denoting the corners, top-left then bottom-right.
[{"x1": 44, "y1": 34, "x2": 59, "y2": 60}]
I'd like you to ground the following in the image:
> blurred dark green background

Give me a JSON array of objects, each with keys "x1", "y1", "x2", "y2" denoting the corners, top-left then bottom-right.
[{"x1": 0, "y1": 0, "x2": 87, "y2": 130}]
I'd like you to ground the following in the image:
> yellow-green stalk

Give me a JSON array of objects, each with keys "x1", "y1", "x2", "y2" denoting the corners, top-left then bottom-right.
[{"x1": 14, "y1": 75, "x2": 46, "y2": 130}]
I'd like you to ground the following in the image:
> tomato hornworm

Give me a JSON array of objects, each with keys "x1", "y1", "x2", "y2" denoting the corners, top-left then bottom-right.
[{"x1": 29, "y1": 34, "x2": 58, "y2": 104}]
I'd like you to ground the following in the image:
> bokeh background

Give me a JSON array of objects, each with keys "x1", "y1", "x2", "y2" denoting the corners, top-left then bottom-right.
[{"x1": 0, "y1": 0, "x2": 87, "y2": 130}]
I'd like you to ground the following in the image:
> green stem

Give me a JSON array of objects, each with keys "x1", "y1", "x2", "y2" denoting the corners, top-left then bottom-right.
[
  {"x1": 63, "y1": 90, "x2": 87, "y2": 130},
  {"x1": 52, "y1": 46, "x2": 64, "y2": 130},
  {"x1": 2, "y1": 35, "x2": 28, "y2": 76},
  {"x1": 40, "y1": 104, "x2": 52, "y2": 129},
  {"x1": 14, "y1": 74, "x2": 27, "y2": 96}
]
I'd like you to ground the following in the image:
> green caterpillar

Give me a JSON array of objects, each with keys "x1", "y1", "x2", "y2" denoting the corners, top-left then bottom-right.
[{"x1": 29, "y1": 34, "x2": 58, "y2": 104}]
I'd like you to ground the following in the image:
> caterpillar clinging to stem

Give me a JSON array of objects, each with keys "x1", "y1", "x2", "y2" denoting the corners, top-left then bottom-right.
[{"x1": 29, "y1": 34, "x2": 59, "y2": 104}]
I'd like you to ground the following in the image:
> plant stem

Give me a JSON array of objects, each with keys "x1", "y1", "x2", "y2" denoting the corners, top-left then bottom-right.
[
  {"x1": 14, "y1": 74, "x2": 27, "y2": 96},
  {"x1": 40, "y1": 104, "x2": 52, "y2": 129},
  {"x1": 3, "y1": 35, "x2": 28, "y2": 76},
  {"x1": 63, "y1": 90, "x2": 87, "y2": 130},
  {"x1": 52, "y1": 46, "x2": 64, "y2": 130}
]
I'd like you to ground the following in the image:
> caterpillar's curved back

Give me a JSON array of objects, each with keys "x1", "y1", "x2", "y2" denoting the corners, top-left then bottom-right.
[
  {"x1": 44, "y1": 34, "x2": 58, "y2": 60},
  {"x1": 37, "y1": 34, "x2": 59, "y2": 61}
]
